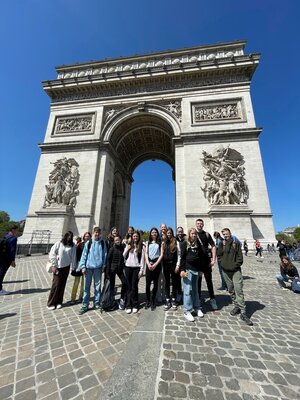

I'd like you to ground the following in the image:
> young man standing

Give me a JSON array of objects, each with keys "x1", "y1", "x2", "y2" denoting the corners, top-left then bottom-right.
[
  {"x1": 79, "y1": 226, "x2": 107, "y2": 314},
  {"x1": 217, "y1": 228, "x2": 253, "y2": 326},
  {"x1": 0, "y1": 225, "x2": 18, "y2": 295},
  {"x1": 195, "y1": 218, "x2": 218, "y2": 311}
]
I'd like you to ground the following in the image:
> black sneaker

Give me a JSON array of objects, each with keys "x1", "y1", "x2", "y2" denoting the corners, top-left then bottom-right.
[
  {"x1": 240, "y1": 313, "x2": 253, "y2": 326},
  {"x1": 144, "y1": 302, "x2": 151, "y2": 310},
  {"x1": 79, "y1": 307, "x2": 88, "y2": 315},
  {"x1": 151, "y1": 303, "x2": 156, "y2": 311},
  {"x1": 164, "y1": 299, "x2": 171, "y2": 311},
  {"x1": 171, "y1": 298, "x2": 177, "y2": 310},
  {"x1": 230, "y1": 306, "x2": 241, "y2": 316}
]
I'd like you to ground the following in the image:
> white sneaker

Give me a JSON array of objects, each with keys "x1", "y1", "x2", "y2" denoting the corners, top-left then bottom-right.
[
  {"x1": 0, "y1": 289, "x2": 10, "y2": 295},
  {"x1": 196, "y1": 309, "x2": 204, "y2": 318},
  {"x1": 184, "y1": 312, "x2": 195, "y2": 322},
  {"x1": 132, "y1": 308, "x2": 138, "y2": 314},
  {"x1": 47, "y1": 306, "x2": 55, "y2": 310},
  {"x1": 126, "y1": 308, "x2": 132, "y2": 314},
  {"x1": 210, "y1": 298, "x2": 218, "y2": 310},
  {"x1": 56, "y1": 304, "x2": 62, "y2": 309}
]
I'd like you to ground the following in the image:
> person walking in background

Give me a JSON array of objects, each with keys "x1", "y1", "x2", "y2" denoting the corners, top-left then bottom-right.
[
  {"x1": 162, "y1": 228, "x2": 181, "y2": 311},
  {"x1": 145, "y1": 227, "x2": 164, "y2": 310},
  {"x1": 107, "y1": 235, "x2": 127, "y2": 310},
  {"x1": 276, "y1": 256, "x2": 299, "y2": 290},
  {"x1": 70, "y1": 232, "x2": 91, "y2": 304},
  {"x1": 123, "y1": 231, "x2": 145, "y2": 314},
  {"x1": 214, "y1": 231, "x2": 227, "y2": 291},
  {"x1": 195, "y1": 219, "x2": 218, "y2": 311},
  {"x1": 277, "y1": 240, "x2": 287, "y2": 258},
  {"x1": 79, "y1": 227, "x2": 107, "y2": 314},
  {"x1": 0, "y1": 225, "x2": 18, "y2": 295},
  {"x1": 180, "y1": 228, "x2": 203, "y2": 322},
  {"x1": 217, "y1": 228, "x2": 253, "y2": 326},
  {"x1": 47, "y1": 231, "x2": 76, "y2": 310},
  {"x1": 243, "y1": 239, "x2": 249, "y2": 256},
  {"x1": 255, "y1": 239, "x2": 263, "y2": 258}
]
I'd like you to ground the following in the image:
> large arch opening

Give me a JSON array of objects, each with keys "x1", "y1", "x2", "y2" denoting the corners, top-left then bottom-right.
[
  {"x1": 130, "y1": 160, "x2": 175, "y2": 231},
  {"x1": 107, "y1": 111, "x2": 176, "y2": 234}
]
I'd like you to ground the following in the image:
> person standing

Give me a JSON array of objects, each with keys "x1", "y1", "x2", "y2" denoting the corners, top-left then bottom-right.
[
  {"x1": 255, "y1": 239, "x2": 263, "y2": 258},
  {"x1": 70, "y1": 232, "x2": 91, "y2": 304},
  {"x1": 213, "y1": 231, "x2": 227, "y2": 291},
  {"x1": 180, "y1": 228, "x2": 203, "y2": 322},
  {"x1": 145, "y1": 227, "x2": 164, "y2": 310},
  {"x1": 123, "y1": 231, "x2": 145, "y2": 314},
  {"x1": 0, "y1": 225, "x2": 18, "y2": 295},
  {"x1": 195, "y1": 219, "x2": 218, "y2": 311},
  {"x1": 217, "y1": 228, "x2": 253, "y2": 326},
  {"x1": 47, "y1": 231, "x2": 76, "y2": 310},
  {"x1": 163, "y1": 228, "x2": 181, "y2": 311},
  {"x1": 243, "y1": 240, "x2": 249, "y2": 256},
  {"x1": 107, "y1": 235, "x2": 127, "y2": 310},
  {"x1": 79, "y1": 227, "x2": 107, "y2": 314}
]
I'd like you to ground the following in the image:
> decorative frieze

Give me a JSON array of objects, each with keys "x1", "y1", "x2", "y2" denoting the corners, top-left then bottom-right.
[
  {"x1": 56, "y1": 46, "x2": 244, "y2": 80},
  {"x1": 192, "y1": 100, "x2": 244, "y2": 125},
  {"x1": 53, "y1": 113, "x2": 95, "y2": 135},
  {"x1": 52, "y1": 74, "x2": 248, "y2": 103},
  {"x1": 43, "y1": 157, "x2": 80, "y2": 209}
]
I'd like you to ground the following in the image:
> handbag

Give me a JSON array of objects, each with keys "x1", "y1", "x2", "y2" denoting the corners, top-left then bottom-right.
[{"x1": 46, "y1": 260, "x2": 54, "y2": 273}]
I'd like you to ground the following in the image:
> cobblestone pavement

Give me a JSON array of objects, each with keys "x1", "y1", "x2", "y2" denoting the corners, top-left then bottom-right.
[{"x1": 0, "y1": 253, "x2": 300, "y2": 399}]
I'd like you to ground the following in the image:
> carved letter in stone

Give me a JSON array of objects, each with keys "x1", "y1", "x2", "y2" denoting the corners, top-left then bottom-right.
[
  {"x1": 42, "y1": 158, "x2": 80, "y2": 209},
  {"x1": 201, "y1": 145, "x2": 249, "y2": 205}
]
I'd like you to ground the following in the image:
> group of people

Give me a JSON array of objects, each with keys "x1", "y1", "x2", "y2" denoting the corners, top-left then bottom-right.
[{"x1": 45, "y1": 219, "x2": 254, "y2": 326}]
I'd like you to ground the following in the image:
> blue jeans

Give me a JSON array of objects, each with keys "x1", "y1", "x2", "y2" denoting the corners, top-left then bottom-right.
[
  {"x1": 217, "y1": 261, "x2": 227, "y2": 289},
  {"x1": 83, "y1": 268, "x2": 102, "y2": 308},
  {"x1": 183, "y1": 269, "x2": 200, "y2": 313},
  {"x1": 276, "y1": 273, "x2": 288, "y2": 288}
]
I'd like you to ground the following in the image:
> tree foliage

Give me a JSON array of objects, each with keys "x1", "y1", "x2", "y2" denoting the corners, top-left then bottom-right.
[
  {"x1": 0, "y1": 210, "x2": 23, "y2": 237},
  {"x1": 293, "y1": 227, "x2": 300, "y2": 242},
  {"x1": 275, "y1": 232, "x2": 294, "y2": 244}
]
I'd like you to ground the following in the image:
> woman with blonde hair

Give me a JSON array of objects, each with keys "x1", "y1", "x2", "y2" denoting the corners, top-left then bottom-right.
[{"x1": 179, "y1": 228, "x2": 203, "y2": 322}]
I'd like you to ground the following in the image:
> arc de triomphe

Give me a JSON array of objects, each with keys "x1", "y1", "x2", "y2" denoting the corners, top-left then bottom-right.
[{"x1": 22, "y1": 41, "x2": 275, "y2": 244}]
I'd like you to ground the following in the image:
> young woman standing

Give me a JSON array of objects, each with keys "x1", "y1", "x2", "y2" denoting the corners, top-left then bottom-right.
[
  {"x1": 180, "y1": 228, "x2": 203, "y2": 322},
  {"x1": 123, "y1": 231, "x2": 145, "y2": 314},
  {"x1": 145, "y1": 228, "x2": 164, "y2": 310},
  {"x1": 106, "y1": 227, "x2": 120, "y2": 252},
  {"x1": 47, "y1": 231, "x2": 76, "y2": 310},
  {"x1": 163, "y1": 228, "x2": 181, "y2": 310},
  {"x1": 70, "y1": 232, "x2": 91, "y2": 304},
  {"x1": 123, "y1": 226, "x2": 135, "y2": 246}
]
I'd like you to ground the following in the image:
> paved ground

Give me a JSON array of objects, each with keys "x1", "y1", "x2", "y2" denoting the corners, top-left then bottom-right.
[{"x1": 0, "y1": 253, "x2": 299, "y2": 400}]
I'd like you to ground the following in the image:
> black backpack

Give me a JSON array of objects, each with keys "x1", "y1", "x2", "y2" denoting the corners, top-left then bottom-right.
[{"x1": 100, "y1": 278, "x2": 118, "y2": 312}]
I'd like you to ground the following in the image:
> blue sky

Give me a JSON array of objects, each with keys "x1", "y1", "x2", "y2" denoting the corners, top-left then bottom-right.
[{"x1": 0, "y1": 0, "x2": 299, "y2": 233}]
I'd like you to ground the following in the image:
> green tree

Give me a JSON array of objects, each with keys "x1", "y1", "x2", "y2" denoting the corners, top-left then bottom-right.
[
  {"x1": 0, "y1": 211, "x2": 10, "y2": 224},
  {"x1": 275, "y1": 232, "x2": 293, "y2": 245},
  {"x1": 293, "y1": 227, "x2": 300, "y2": 242}
]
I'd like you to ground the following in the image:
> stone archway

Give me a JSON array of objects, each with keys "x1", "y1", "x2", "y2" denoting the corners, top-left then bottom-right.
[{"x1": 21, "y1": 41, "x2": 275, "y2": 245}]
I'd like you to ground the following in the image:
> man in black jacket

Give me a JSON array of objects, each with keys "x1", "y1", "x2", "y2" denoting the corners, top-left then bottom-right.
[
  {"x1": 195, "y1": 219, "x2": 218, "y2": 311},
  {"x1": 217, "y1": 228, "x2": 253, "y2": 326}
]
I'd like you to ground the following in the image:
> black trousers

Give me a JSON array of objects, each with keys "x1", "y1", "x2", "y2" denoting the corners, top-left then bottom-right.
[
  {"x1": 146, "y1": 263, "x2": 162, "y2": 303},
  {"x1": 124, "y1": 266, "x2": 140, "y2": 308},
  {"x1": 47, "y1": 266, "x2": 70, "y2": 306},
  {"x1": 0, "y1": 260, "x2": 11, "y2": 291},
  {"x1": 109, "y1": 266, "x2": 127, "y2": 300},
  {"x1": 198, "y1": 265, "x2": 215, "y2": 299},
  {"x1": 164, "y1": 262, "x2": 181, "y2": 299}
]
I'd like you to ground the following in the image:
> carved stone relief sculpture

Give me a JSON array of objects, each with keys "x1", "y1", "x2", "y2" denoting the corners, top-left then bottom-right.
[
  {"x1": 43, "y1": 158, "x2": 80, "y2": 208},
  {"x1": 53, "y1": 114, "x2": 94, "y2": 135},
  {"x1": 201, "y1": 146, "x2": 249, "y2": 205},
  {"x1": 193, "y1": 102, "x2": 241, "y2": 124}
]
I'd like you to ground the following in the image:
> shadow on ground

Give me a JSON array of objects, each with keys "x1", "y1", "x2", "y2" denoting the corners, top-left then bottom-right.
[{"x1": 0, "y1": 313, "x2": 17, "y2": 320}]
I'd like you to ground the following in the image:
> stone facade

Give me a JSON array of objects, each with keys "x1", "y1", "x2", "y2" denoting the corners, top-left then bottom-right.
[{"x1": 21, "y1": 40, "x2": 275, "y2": 245}]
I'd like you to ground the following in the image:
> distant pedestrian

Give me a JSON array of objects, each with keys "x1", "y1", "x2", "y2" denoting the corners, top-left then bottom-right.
[
  {"x1": 277, "y1": 240, "x2": 287, "y2": 258},
  {"x1": 79, "y1": 227, "x2": 107, "y2": 314},
  {"x1": 243, "y1": 239, "x2": 248, "y2": 256},
  {"x1": 217, "y1": 228, "x2": 253, "y2": 326},
  {"x1": 0, "y1": 225, "x2": 18, "y2": 295},
  {"x1": 255, "y1": 239, "x2": 263, "y2": 258},
  {"x1": 47, "y1": 231, "x2": 76, "y2": 310}
]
